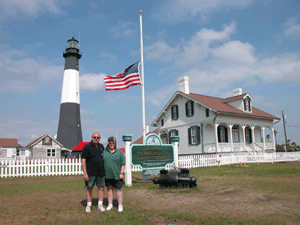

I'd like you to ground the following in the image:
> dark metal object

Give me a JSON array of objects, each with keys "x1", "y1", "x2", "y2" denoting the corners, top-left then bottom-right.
[{"x1": 153, "y1": 169, "x2": 197, "y2": 189}]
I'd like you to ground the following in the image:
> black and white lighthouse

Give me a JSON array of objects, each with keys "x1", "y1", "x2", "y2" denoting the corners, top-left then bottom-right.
[{"x1": 57, "y1": 37, "x2": 83, "y2": 149}]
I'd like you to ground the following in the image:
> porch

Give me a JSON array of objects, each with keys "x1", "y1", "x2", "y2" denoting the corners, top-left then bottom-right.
[{"x1": 203, "y1": 122, "x2": 276, "y2": 154}]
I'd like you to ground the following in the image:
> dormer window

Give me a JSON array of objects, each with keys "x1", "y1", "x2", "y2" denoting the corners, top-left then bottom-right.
[
  {"x1": 185, "y1": 100, "x2": 194, "y2": 117},
  {"x1": 244, "y1": 97, "x2": 251, "y2": 112}
]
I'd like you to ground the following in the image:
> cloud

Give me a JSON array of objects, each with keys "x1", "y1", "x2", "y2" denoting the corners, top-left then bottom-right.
[
  {"x1": 81, "y1": 108, "x2": 95, "y2": 115},
  {"x1": 144, "y1": 40, "x2": 181, "y2": 63},
  {"x1": 147, "y1": 84, "x2": 177, "y2": 106},
  {"x1": 0, "y1": 0, "x2": 71, "y2": 17},
  {"x1": 153, "y1": 0, "x2": 253, "y2": 22},
  {"x1": 212, "y1": 40, "x2": 256, "y2": 64},
  {"x1": 195, "y1": 22, "x2": 236, "y2": 43},
  {"x1": 175, "y1": 21, "x2": 237, "y2": 68},
  {"x1": 110, "y1": 21, "x2": 137, "y2": 38},
  {"x1": 0, "y1": 44, "x2": 64, "y2": 93},
  {"x1": 80, "y1": 73, "x2": 106, "y2": 91},
  {"x1": 100, "y1": 52, "x2": 118, "y2": 61},
  {"x1": 145, "y1": 21, "x2": 300, "y2": 104},
  {"x1": 284, "y1": 17, "x2": 300, "y2": 40}
]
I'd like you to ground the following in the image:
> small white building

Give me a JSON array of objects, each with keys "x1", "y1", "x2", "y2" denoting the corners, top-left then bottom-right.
[
  {"x1": 26, "y1": 134, "x2": 71, "y2": 159},
  {"x1": 0, "y1": 138, "x2": 18, "y2": 160},
  {"x1": 151, "y1": 76, "x2": 280, "y2": 155}
]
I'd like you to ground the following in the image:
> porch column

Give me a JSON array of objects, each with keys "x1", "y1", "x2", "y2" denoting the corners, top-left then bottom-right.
[
  {"x1": 261, "y1": 127, "x2": 266, "y2": 155},
  {"x1": 214, "y1": 122, "x2": 219, "y2": 153},
  {"x1": 271, "y1": 127, "x2": 276, "y2": 150},
  {"x1": 228, "y1": 123, "x2": 234, "y2": 152},
  {"x1": 241, "y1": 124, "x2": 246, "y2": 150},
  {"x1": 250, "y1": 125, "x2": 256, "y2": 144}
]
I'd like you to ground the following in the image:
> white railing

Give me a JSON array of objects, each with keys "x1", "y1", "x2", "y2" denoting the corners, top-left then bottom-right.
[
  {"x1": 1, "y1": 152, "x2": 300, "y2": 178},
  {"x1": 203, "y1": 143, "x2": 216, "y2": 153}
]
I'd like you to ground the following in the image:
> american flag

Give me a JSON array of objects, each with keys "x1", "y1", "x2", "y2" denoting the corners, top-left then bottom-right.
[{"x1": 103, "y1": 62, "x2": 141, "y2": 91}]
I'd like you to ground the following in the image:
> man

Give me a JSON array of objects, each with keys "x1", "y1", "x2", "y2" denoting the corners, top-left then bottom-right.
[{"x1": 81, "y1": 132, "x2": 106, "y2": 213}]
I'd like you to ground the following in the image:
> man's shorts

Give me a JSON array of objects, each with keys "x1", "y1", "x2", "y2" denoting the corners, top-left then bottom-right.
[
  {"x1": 105, "y1": 179, "x2": 123, "y2": 189},
  {"x1": 85, "y1": 176, "x2": 105, "y2": 188}
]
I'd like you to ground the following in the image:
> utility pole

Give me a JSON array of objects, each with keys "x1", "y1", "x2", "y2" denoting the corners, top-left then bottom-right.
[{"x1": 282, "y1": 111, "x2": 288, "y2": 152}]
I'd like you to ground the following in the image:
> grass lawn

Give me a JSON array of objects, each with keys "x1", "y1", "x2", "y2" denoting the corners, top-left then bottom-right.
[{"x1": 0, "y1": 161, "x2": 299, "y2": 225}]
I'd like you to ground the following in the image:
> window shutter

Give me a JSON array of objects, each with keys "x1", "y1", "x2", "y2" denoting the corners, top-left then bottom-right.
[
  {"x1": 185, "y1": 102, "x2": 188, "y2": 116},
  {"x1": 244, "y1": 99, "x2": 247, "y2": 111},
  {"x1": 176, "y1": 105, "x2": 178, "y2": 119},
  {"x1": 197, "y1": 126, "x2": 200, "y2": 145},
  {"x1": 171, "y1": 105, "x2": 174, "y2": 120},
  {"x1": 191, "y1": 101, "x2": 194, "y2": 116},
  {"x1": 188, "y1": 128, "x2": 191, "y2": 145}
]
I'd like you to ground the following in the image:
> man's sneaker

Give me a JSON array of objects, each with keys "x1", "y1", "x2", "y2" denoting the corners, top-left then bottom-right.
[
  {"x1": 106, "y1": 204, "x2": 113, "y2": 211},
  {"x1": 97, "y1": 204, "x2": 105, "y2": 212},
  {"x1": 118, "y1": 205, "x2": 123, "y2": 212},
  {"x1": 85, "y1": 205, "x2": 91, "y2": 213}
]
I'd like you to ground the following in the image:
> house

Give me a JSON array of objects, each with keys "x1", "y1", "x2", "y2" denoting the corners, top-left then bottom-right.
[
  {"x1": 26, "y1": 134, "x2": 71, "y2": 159},
  {"x1": 151, "y1": 76, "x2": 280, "y2": 155},
  {"x1": 71, "y1": 142, "x2": 89, "y2": 158},
  {"x1": 0, "y1": 138, "x2": 18, "y2": 160}
]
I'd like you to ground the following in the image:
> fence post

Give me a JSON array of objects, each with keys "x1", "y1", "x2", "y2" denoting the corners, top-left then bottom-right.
[{"x1": 123, "y1": 134, "x2": 132, "y2": 187}]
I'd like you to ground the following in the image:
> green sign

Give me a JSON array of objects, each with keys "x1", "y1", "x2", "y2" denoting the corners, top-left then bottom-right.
[
  {"x1": 131, "y1": 133, "x2": 174, "y2": 172},
  {"x1": 142, "y1": 168, "x2": 162, "y2": 177},
  {"x1": 131, "y1": 145, "x2": 174, "y2": 169}
]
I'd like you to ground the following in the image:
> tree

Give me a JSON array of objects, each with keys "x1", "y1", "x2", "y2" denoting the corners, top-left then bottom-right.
[{"x1": 276, "y1": 144, "x2": 285, "y2": 152}]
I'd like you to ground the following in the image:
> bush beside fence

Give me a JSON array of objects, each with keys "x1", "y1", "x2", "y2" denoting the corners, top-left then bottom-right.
[{"x1": 1, "y1": 152, "x2": 299, "y2": 178}]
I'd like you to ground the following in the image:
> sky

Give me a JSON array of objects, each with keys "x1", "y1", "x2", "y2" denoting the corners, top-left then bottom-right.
[{"x1": 1, "y1": 0, "x2": 300, "y2": 148}]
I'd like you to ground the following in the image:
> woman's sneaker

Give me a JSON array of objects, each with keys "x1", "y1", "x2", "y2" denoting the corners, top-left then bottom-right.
[
  {"x1": 106, "y1": 204, "x2": 113, "y2": 211},
  {"x1": 118, "y1": 205, "x2": 123, "y2": 212},
  {"x1": 85, "y1": 205, "x2": 91, "y2": 213},
  {"x1": 97, "y1": 204, "x2": 105, "y2": 212}
]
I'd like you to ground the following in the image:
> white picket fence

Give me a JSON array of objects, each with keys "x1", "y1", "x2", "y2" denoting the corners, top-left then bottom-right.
[{"x1": 1, "y1": 152, "x2": 299, "y2": 178}]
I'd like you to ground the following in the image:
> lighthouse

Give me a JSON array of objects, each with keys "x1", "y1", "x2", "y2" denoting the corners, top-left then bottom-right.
[{"x1": 57, "y1": 37, "x2": 83, "y2": 149}]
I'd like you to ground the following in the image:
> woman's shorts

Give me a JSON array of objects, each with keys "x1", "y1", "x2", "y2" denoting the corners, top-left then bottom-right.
[{"x1": 105, "y1": 179, "x2": 123, "y2": 189}]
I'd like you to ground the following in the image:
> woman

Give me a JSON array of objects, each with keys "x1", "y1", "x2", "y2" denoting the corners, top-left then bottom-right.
[{"x1": 103, "y1": 136, "x2": 125, "y2": 212}]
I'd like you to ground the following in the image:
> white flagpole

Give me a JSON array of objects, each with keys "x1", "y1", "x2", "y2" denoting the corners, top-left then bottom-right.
[{"x1": 139, "y1": 10, "x2": 146, "y2": 142}]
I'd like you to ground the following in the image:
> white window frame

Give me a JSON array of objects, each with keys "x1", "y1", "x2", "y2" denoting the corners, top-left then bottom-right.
[
  {"x1": 186, "y1": 101, "x2": 194, "y2": 117},
  {"x1": 47, "y1": 149, "x2": 55, "y2": 157},
  {"x1": 232, "y1": 126, "x2": 239, "y2": 143},
  {"x1": 191, "y1": 126, "x2": 198, "y2": 145}
]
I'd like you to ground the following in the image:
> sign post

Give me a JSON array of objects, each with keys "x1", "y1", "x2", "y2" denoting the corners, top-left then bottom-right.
[{"x1": 122, "y1": 134, "x2": 132, "y2": 187}]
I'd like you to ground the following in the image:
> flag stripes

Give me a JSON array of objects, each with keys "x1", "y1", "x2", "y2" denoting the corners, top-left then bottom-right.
[{"x1": 103, "y1": 62, "x2": 141, "y2": 91}]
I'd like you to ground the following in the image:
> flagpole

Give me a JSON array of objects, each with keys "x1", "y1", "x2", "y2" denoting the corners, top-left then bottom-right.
[{"x1": 140, "y1": 10, "x2": 146, "y2": 142}]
